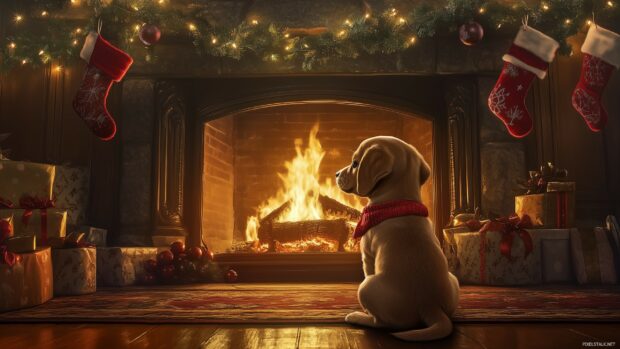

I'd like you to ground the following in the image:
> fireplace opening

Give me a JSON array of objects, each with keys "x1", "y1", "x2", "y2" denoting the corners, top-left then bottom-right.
[{"x1": 201, "y1": 102, "x2": 434, "y2": 254}]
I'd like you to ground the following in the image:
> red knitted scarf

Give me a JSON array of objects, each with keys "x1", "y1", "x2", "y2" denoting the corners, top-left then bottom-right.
[{"x1": 353, "y1": 199, "x2": 429, "y2": 239}]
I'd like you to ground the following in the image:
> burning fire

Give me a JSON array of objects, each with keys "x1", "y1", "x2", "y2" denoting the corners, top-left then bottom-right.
[{"x1": 245, "y1": 123, "x2": 364, "y2": 242}]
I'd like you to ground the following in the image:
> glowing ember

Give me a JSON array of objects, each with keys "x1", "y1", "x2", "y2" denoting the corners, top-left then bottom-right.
[{"x1": 244, "y1": 123, "x2": 364, "y2": 250}]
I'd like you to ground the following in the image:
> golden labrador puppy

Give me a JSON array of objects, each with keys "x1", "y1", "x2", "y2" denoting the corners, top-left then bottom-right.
[{"x1": 336, "y1": 136, "x2": 459, "y2": 341}]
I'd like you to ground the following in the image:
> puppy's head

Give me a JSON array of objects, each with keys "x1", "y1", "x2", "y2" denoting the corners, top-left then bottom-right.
[{"x1": 336, "y1": 136, "x2": 430, "y2": 200}]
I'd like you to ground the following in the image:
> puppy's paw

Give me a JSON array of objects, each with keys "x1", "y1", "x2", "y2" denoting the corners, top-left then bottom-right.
[{"x1": 345, "y1": 311, "x2": 377, "y2": 327}]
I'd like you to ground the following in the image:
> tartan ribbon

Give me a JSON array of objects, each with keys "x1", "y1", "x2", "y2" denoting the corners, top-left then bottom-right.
[
  {"x1": 477, "y1": 214, "x2": 534, "y2": 283},
  {"x1": 19, "y1": 195, "x2": 55, "y2": 245}
]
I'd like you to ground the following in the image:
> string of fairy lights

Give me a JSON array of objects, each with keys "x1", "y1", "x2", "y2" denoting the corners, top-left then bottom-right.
[{"x1": 1, "y1": 0, "x2": 619, "y2": 72}]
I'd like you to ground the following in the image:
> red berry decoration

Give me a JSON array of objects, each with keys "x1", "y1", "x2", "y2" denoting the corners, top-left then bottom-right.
[
  {"x1": 157, "y1": 250, "x2": 174, "y2": 266},
  {"x1": 159, "y1": 264, "x2": 176, "y2": 281},
  {"x1": 188, "y1": 246, "x2": 203, "y2": 261},
  {"x1": 459, "y1": 21, "x2": 484, "y2": 46},
  {"x1": 204, "y1": 249, "x2": 215, "y2": 262},
  {"x1": 144, "y1": 259, "x2": 158, "y2": 273},
  {"x1": 139, "y1": 24, "x2": 161, "y2": 46},
  {"x1": 226, "y1": 268, "x2": 238, "y2": 283},
  {"x1": 170, "y1": 241, "x2": 185, "y2": 256}
]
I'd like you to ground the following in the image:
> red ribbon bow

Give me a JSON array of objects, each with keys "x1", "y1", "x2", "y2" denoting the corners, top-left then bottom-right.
[
  {"x1": 479, "y1": 214, "x2": 534, "y2": 260},
  {"x1": 476, "y1": 214, "x2": 534, "y2": 283},
  {"x1": 19, "y1": 195, "x2": 55, "y2": 245},
  {"x1": 0, "y1": 245, "x2": 17, "y2": 267}
]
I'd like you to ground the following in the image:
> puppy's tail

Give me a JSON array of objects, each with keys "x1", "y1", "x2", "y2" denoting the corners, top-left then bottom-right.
[{"x1": 391, "y1": 309, "x2": 453, "y2": 341}]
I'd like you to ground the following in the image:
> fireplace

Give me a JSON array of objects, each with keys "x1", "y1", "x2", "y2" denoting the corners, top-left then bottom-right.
[
  {"x1": 201, "y1": 102, "x2": 434, "y2": 254},
  {"x1": 137, "y1": 75, "x2": 483, "y2": 280}
]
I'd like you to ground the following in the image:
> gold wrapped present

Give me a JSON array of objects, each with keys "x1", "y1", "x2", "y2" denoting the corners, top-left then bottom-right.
[
  {"x1": 546, "y1": 181, "x2": 576, "y2": 193},
  {"x1": 52, "y1": 247, "x2": 96, "y2": 296},
  {"x1": 0, "y1": 160, "x2": 55, "y2": 204},
  {"x1": 0, "y1": 247, "x2": 53, "y2": 312},
  {"x1": 5, "y1": 208, "x2": 66, "y2": 246},
  {"x1": 515, "y1": 192, "x2": 575, "y2": 228},
  {"x1": 4, "y1": 235, "x2": 36, "y2": 253}
]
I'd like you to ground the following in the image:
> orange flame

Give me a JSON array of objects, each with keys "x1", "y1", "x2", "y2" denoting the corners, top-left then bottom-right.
[{"x1": 245, "y1": 123, "x2": 363, "y2": 242}]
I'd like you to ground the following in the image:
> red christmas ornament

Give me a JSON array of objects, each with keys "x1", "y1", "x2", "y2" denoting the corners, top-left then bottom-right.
[
  {"x1": 188, "y1": 246, "x2": 203, "y2": 261},
  {"x1": 157, "y1": 250, "x2": 174, "y2": 266},
  {"x1": 204, "y1": 249, "x2": 215, "y2": 262},
  {"x1": 459, "y1": 21, "x2": 484, "y2": 46},
  {"x1": 139, "y1": 24, "x2": 161, "y2": 46},
  {"x1": 226, "y1": 268, "x2": 238, "y2": 283},
  {"x1": 170, "y1": 241, "x2": 185, "y2": 256}
]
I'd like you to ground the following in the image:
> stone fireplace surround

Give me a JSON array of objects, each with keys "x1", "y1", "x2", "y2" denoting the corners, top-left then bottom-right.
[{"x1": 117, "y1": 72, "x2": 527, "y2": 249}]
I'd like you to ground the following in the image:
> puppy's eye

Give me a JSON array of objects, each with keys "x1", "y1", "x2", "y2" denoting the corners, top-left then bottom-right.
[{"x1": 351, "y1": 160, "x2": 359, "y2": 169}]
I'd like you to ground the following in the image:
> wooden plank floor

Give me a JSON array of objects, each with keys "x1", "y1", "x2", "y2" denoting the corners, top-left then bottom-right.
[{"x1": 1, "y1": 323, "x2": 619, "y2": 349}]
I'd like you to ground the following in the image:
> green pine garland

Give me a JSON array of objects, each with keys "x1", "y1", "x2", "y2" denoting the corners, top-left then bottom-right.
[{"x1": 1, "y1": 0, "x2": 619, "y2": 72}]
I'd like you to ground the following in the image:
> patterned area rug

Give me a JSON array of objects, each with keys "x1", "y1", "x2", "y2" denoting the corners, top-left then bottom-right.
[{"x1": 1, "y1": 284, "x2": 619, "y2": 323}]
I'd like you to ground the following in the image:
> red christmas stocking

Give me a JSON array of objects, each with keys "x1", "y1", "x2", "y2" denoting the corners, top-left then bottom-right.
[
  {"x1": 73, "y1": 32, "x2": 133, "y2": 141},
  {"x1": 488, "y1": 26, "x2": 559, "y2": 138},
  {"x1": 572, "y1": 25, "x2": 620, "y2": 132}
]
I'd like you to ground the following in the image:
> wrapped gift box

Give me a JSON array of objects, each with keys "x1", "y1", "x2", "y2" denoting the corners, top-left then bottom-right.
[
  {"x1": 80, "y1": 226, "x2": 107, "y2": 247},
  {"x1": 97, "y1": 247, "x2": 163, "y2": 286},
  {"x1": 4, "y1": 235, "x2": 36, "y2": 253},
  {"x1": 4, "y1": 208, "x2": 66, "y2": 246},
  {"x1": 442, "y1": 226, "x2": 469, "y2": 274},
  {"x1": 453, "y1": 230, "x2": 542, "y2": 285},
  {"x1": 53, "y1": 165, "x2": 90, "y2": 226},
  {"x1": 515, "y1": 192, "x2": 575, "y2": 228},
  {"x1": 52, "y1": 247, "x2": 96, "y2": 296},
  {"x1": 571, "y1": 227, "x2": 618, "y2": 284},
  {"x1": 539, "y1": 229, "x2": 575, "y2": 283},
  {"x1": 0, "y1": 160, "x2": 55, "y2": 204},
  {"x1": 0, "y1": 247, "x2": 53, "y2": 312}
]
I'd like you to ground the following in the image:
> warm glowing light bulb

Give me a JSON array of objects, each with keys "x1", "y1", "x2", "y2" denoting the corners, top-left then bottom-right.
[
  {"x1": 158, "y1": 0, "x2": 165, "y2": 4},
  {"x1": 409, "y1": 36, "x2": 416, "y2": 44},
  {"x1": 270, "y1": 54, "x2": 278, "y2": 61},
  {"x1": 131, "y1": 4, "x2": 139, "y2": 11},
  {"x1": 231, "y1": 42, "x2": 238, "y2": 49},
  {"x1": 285, "y1": 45, "x2": 292, "y2": 51},
  {"x1": 75, "y1": 28, "x2": 82, "y2": 33},
  {"x1": 479, "y1": 8, "x2": 485, "y2": 14},
  {"x1": 542, "y1": 3, "x2": 549, "y2": 10},
  {"x1": 38, "y1": 50, "x2": 45, "y2": 55},
  {"x1": 211, "y1": 37, "x2": 218, "y2": 44},
  {"x1": 21, "y1": 59, "x2": 27, "y2": 65},
  {"x1": 134, "y1": 24, "x2": 141, "y2": 31},
  {"x1": 587, "y1": 20, "x2": 592, "y2": 26},
  {"x1": 344, "y1": 19, "x2": 352, "y2": 26},
  {"x1": 303, "y1": 43, "x2": 309, "y2": 48},
  {"x1": 364, "y1": 13, "x2": 370, "y2": 19},
  {"x1": 251, "y1": 19, "x2": 259, "y2": 25},
  {"x1": 129, "y1": 38, "x2": 134, "y2": 42},
  {"x1": 55, "y1": 66, "x2": 63, "y2": 72},
  {"x1": 72, "y1": 39, "x2": 78, "y2": 46},
  {"x1": 41, "y1": 11, "x2": 49, "y2": 17},
  {"x1": 565, "y1": 19, "x2": 572, "y2": 24},
  {"x1": 607, "y1": 1, "x2": 614, "y2": 7},
  {"x1": 188, "y1": 23, "x2": 197, "y2": 31},
  {"x1": 284, "y1": 33, "x2": 290, "y2": 38},
  {"x1": 338, "y1": 30, "x2": 346, "y2": 37},
  {"x1": 71, "y1": 0, "x2": 80, "y2": 5},
  {"x1": 497, "y1": 23, "x2": 503, "y2": 29},
  {"x1": 14, "y1": 14, "x2": 23, "y2": 23},
  {"x1": 398, "y1": 17, "x2": 406, "y2": 24},
  {"x1": 8, "y1": 42, "x2": 16, "y2": 49}
]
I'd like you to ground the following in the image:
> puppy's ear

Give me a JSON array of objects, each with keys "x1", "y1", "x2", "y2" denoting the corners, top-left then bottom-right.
[
  {"x1": 419, "y1": 158, "x2": 431, "y2": 185},
  {"x1": 356, "y1": 144, "x2": 394, "y2": 196}
]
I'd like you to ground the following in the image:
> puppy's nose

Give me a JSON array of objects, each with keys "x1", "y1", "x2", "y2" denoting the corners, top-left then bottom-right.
[{"x1": 335, "y1": 171, "x2": 340, "y2": 178}]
